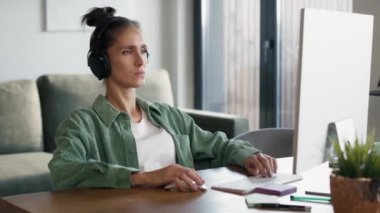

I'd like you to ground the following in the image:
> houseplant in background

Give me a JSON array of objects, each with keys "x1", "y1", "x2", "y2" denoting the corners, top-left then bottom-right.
[{"x1": 330, "y1": 135, "x2": 380, "y2": 213}]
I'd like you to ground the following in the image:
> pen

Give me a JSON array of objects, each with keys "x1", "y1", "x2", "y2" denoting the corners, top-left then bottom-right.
[
  {"x1": 291, "y1": 195, "x2": 331, "y2": 203},
  {"x1": 253, "y1": 203, "x2": 311, "y2": 212},
  {"x1": 305, "y1": 190, "x2": 331, "y2": 197}
]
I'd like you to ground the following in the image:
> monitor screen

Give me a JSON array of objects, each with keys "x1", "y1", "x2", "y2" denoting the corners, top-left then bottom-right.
[{"x1": 293, "y1": 9, "x2": 373, "y2": 174}]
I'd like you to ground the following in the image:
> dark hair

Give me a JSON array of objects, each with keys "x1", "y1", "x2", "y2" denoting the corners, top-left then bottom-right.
[{"x1": 81, "y1": 7, "x2": 140, "y2": 52}]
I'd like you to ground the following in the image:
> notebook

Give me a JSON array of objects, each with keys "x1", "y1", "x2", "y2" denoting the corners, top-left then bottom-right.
[
  {"x1": 245, "y1": 193, "x2": 280, "y2": 208},
  {"x1": 253, "y1": 184, "x2": 297, "y2": 196},
  {"x1": 211, "y1": 173, "x2": 302, "y2": 195}
]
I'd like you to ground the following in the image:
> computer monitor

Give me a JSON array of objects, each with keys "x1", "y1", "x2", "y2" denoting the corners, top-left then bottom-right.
[{"x1": 293, "y1": 9, "x2": 374, "y2": 174}]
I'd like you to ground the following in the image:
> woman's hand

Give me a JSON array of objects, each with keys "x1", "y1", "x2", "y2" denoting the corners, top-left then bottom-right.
[
  {"x1": 131, "y1": 164, "x2": 205, "y2": 192},
  {"x1": 244, "y1": 153, "x2": 277, "y2": 177}
]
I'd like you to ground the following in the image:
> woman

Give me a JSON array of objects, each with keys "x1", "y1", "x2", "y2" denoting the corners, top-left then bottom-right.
[{"x1": 48, "y1": 7, "x2": 277, "y2": 192}]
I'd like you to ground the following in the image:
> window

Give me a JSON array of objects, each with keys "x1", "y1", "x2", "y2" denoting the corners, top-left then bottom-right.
[
  {"x1": 194, "y1": 0, "x2": 261, "y2": 129},
  {"x1": 195, "y1": 0, "x2": 352, "y2": 130}
]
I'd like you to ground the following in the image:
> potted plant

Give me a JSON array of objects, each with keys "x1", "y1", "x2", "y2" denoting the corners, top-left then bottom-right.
[{"x1": 330, "y1": 135, "x2": 380, "y2": 213}]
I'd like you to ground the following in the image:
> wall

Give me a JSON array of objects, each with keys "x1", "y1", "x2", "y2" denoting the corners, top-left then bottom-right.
[
  {"x1": 353, "y1": 0, "x2": 380, "y2": 140},
  {"x1": 0, "y1": 0, "x2": 194, "y2": 108}
]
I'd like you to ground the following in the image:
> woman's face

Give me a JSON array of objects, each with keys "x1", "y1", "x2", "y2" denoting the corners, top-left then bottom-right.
[{"x1": 106, "y1": 27, "x2": 148, "y2": 89}]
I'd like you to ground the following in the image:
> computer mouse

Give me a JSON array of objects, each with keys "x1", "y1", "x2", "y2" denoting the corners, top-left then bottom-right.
[{"x1": 164, "y1": 182, "x2": 207, "y2": 191}]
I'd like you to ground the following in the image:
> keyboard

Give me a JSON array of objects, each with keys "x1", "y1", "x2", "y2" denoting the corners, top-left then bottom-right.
[{"x1": 211, "y1": 173, "x2": 302, "y2": 195}]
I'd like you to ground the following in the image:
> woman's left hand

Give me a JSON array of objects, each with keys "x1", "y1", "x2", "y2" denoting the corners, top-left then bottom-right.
[{"x1": 244, "y1": 153, "x2": 277, "y2": 177}]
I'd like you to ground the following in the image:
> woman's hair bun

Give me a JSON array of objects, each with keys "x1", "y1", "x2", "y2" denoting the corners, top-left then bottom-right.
[{"x1": 81, "y1": 7, "x2": 116, "y2": 27}]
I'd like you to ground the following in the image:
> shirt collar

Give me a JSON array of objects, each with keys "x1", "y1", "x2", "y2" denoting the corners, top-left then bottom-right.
[
  {"x1": 136, "y1": 97, "x2": 161, "y2": 116},
  {"x1": 92, "y1": 94, "x2": 162, "y2": 127},
  {"x1": 92, "y1": 95, "x2": 120, "y2": 126}
]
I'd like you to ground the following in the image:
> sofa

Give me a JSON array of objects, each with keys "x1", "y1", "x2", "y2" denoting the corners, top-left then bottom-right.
[{"x1": 0, "y1": 69, "x2": 249, "y2": 197}]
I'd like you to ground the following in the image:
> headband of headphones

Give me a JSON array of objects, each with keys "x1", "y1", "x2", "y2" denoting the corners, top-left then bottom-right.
[{"x1": 89, "y1": 16, "x2": 123, "y2": 53}]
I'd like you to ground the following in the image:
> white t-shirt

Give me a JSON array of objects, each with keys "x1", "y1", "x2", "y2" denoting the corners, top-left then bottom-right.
[{"x1": 130, "y1": 110, "x2": 176, "y2": 172}]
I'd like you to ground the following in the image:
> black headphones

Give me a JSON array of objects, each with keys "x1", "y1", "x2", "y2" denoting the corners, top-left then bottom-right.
[{"x1": 87, "y1": 17, "x2": 118, "y2": 80}]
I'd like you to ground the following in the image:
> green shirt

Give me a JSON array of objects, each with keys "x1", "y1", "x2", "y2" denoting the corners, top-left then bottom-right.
[{"x1": 48, "y1": 95, "x2": 259, "y2": 190}]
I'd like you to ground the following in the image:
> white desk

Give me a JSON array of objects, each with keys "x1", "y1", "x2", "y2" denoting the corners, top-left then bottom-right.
[{"x1": 276, "y1": 159, "x2": 332, "y2": 213}]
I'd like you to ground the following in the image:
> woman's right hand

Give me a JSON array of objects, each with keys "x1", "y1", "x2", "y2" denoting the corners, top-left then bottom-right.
[{"x1": 131, "y1": 164, "x2": 205, "y2": 192}]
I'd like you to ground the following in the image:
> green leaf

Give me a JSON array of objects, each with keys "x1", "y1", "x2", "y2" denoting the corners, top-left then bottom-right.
[{"x1": 331, "y1": 133, "x2": 380, "y2": 178}]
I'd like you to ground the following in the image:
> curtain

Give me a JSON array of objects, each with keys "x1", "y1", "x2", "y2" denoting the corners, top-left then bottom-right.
[{"x1": 223, "y1": 0, "x2": 261, "y2": 129}]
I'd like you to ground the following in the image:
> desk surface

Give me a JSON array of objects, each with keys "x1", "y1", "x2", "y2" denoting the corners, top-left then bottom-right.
[{"x1": 0, "y1": 158, "x2": 333, "y2": 213}]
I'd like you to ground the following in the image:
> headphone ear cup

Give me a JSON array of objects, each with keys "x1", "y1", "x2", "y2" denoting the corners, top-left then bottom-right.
[{"x1": 87, "y1": 51, "x2": 111, "y2": 80}]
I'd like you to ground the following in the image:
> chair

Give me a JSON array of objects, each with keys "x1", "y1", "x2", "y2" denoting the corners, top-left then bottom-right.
[{"x1": 234, "y1": 128, "x2": 294, "y2": 158}]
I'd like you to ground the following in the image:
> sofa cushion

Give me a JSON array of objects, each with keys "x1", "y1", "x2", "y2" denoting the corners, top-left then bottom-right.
[
  {"x1": 0, "y1": 80, "x2": 43, "y2": 154},
  {"x1": 136, "y1": 69, "x2": 174, "y2": 106},
  {"x1": 37, "y1": 74, "x2": 104, "y2": 152},
  {"x1": 0, "y1": 152, "x2": 53, "y2": 196}
]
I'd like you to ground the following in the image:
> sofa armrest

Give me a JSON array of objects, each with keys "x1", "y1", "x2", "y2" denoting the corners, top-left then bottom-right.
[{"x1": 180, "y1": 108, "x2": 249, "y2": 139}]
